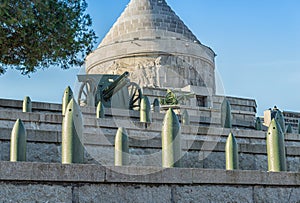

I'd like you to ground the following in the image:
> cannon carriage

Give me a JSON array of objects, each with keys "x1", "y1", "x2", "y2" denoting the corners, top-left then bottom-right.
[{"x1": 77, "y1": 72, "x2": 142, "y2": 110}]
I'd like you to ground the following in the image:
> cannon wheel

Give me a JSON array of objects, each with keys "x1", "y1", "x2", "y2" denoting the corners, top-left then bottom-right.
[
  {"x1": 128, "y1": 82, "x2": 142, "y2": 110},
  {"x1": 78, "y1": 79, "x2": 96, "y2": 107}
]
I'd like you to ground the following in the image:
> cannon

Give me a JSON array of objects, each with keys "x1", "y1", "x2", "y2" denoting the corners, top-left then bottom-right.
[{"x1": 77, "y1": 72, "x2": 142, "y2": 110}]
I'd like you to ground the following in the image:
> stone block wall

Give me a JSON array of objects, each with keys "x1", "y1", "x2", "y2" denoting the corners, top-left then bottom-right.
[{"x1": 1, "y1": 162, "x2": 300, "y2": 202}]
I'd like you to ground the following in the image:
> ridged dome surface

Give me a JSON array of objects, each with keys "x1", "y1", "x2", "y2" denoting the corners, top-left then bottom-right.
[{"x1": 99, "y1": 0, "x2": 200, "y2": 47}]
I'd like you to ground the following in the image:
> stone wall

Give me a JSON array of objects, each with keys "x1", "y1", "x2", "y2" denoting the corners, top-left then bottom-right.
[{"x1": 1, "y1": 162, "x2": 300, "y2": 203}]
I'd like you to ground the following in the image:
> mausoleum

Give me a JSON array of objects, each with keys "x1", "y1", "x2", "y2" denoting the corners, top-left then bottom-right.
[{"x1": 1, "y1": 0, "x2": 299, "y2": 202}]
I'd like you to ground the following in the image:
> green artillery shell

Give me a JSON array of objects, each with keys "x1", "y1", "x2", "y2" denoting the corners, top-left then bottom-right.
[
  {"x1": 61, "y1": 99, "x2": 84, "y2": 164},
  {"x1": 255, "y1": 117, "x2": 262, "y2": 131},
  {"x1": 266, "y1": 119, "x2": 287, "y2": 172},
  {"x1": 96, "y1": 101, "x2": 105, "y2": 118},
  {"x1": 140, "y1": 96, "x2": 152, "y2": 123},
  {"x1": 153, "y1": 98, "x2": 160, "y2": 113},
  {"x1": 10, "y1": 119, "x2": 27, "y2": 162},
  {"x1": 221, "y1": 99, "x2": 232, "y2": 128},
  {"x1": 114, "y1": 127, "x2": 129, "y2": 166},
  {"x1": 286, "y1": 123, "x2": 293, "y2": 134},
  {"x1": 161, "y1": 108, "x2": 181, "y2": 168},
  {"x1": 274, "y1": 110, "x2": 285, "y2": 133},
  {"x1": 62, "y1": 86, "x2": 73, "y2": 116},
  {"x1": 182, "y1": 109, "x2": 190, "y2": 125},
  {"x1": 22, "y1": 96, "x2": 32, "y2": 112},
  {"x1": 225, "y1": 133, "x2": 239, "y2": 170}
]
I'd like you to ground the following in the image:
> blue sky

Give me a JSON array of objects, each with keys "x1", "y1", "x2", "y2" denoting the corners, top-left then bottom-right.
[{"x1": 0, "y1": 0, "x2": 299, "y2": 115}]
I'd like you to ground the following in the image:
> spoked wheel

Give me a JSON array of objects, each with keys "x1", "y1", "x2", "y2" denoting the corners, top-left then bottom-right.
[
  {"x1": 128, "y1": 82, "x2": 142, "y2": 110},
  {"x1": 78, "y1": 79, "x2": 96, "y2": 107}
]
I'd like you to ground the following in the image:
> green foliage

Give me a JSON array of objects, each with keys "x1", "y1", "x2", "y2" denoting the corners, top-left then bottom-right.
[{"x1": 0, "y1": 0, "x2": 97, "y2": 75}]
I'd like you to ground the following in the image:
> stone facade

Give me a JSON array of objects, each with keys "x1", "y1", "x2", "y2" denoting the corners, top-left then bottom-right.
[{"x1": 88, "y1": 54, "x2": 215, "y2": 92}]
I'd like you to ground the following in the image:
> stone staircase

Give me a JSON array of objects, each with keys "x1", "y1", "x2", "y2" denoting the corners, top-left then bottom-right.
[
  {"x1": 1, "y1": 98, "x2": 299, "y2": 171},
  {"x1": 1, "y1": 98, "x2": 300, "y2": 202}
]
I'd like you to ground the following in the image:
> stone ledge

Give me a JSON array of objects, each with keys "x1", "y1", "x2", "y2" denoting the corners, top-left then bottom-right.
[
  {"x1": 2, "y1": 109, "x2": 294, "y2": 143},
  {"x1": 1, "y1": 127, "x2": 300, "y2": 156},
  {"x1": 0, "y1": 128, "x2": 59, "y2": 143},
  {"x1": 0, "y1": 162, "x2": 105, "y2": 183},
  {"x1": 0, "y1": 98, "x2": 61, "y2": 112},
  {"x1": 0, "y1": 162, "x2": 299, "y2": 186}
]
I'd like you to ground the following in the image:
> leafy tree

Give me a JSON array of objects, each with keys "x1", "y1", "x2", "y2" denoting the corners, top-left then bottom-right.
[{"x1": 0, "y1": 0, "x2": 97, "y2": 75}]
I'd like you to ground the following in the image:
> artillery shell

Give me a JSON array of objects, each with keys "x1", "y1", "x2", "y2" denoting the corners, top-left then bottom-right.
[
  {"x1": 221, "y1": 99, "x2": 232, "y2": 128},
  {"x1": 62, "y1": 86, "x2": 73, "y2": 116},
  {"x1": 161, "y1": 108, "x2": 181, "y2": 168},
  {"x1": 61, "y1": 99, "x2": 84, "y2": 164},
  {"x1": 140, "y1": 96, "x2": 152, "y2": 123},
  {"x1": 225, "y1": 133, "x2": 239, "y2": 170},
  {"x1": 114, "y1": 127, "x2": 129, "y2": 166},
  {"x1": 10, "y1": 119, "x2": 27, "y2": 162},
  {"x1": 22, "y1": 96, "x2": 32, "y2": 112},
  {"x1": 96, "y1": 101, "x2": 105, "y2": 118},
  {"x1": 266, "y1": 119, "x2": 287, "y2": 172}
]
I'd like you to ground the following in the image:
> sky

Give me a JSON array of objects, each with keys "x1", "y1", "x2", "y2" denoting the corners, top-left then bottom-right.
[{"x1": 0, "y1": 0, "x2": 299, "y2": 115}]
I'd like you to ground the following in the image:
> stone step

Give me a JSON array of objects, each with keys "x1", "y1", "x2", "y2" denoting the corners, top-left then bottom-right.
[
  {"x1": 0, "y1": 109, "x2": 248, "y2": 135},
  {"x1": 0, "y1": 98, "x2": 61, "y2": 113},
  {"x1": 1, "y1": 162, "x2": 299, "y2": 186},
  {"x1": 1, "y1": 125, "x2": 299, "y2": 156},
  {"x1": 1, "y1": 125, "x2": 299, "y2": 171},
  {"x1": 0, "y1": 98, "x2": 256, "y2": 128},
  {"x1": 1, "y1": 109, "x2": 299, "y2": 143}
]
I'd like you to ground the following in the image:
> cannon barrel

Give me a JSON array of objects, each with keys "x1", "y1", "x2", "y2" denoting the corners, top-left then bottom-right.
[{"x1": 102, "y1": 72, "x2": 130, "y2": 101}]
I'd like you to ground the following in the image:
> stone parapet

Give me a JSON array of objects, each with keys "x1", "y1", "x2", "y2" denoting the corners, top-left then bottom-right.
[
  {"x1": 0, "y1": 162, "x2": 299, "y2": 202},
  {"x1": 0, "y1": 162, "x2": 299, "y2": 185},
  {"x1": 0, "y1": 98, "x2": 61, "y2": 113}
]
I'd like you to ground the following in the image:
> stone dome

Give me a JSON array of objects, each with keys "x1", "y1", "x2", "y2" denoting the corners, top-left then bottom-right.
[
  {"x1": 86, "y1": 0, "x2": 216, "y2": 94},
  {"x1": 99, "y1": 0, "x2": 200, "y2": 47}
]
